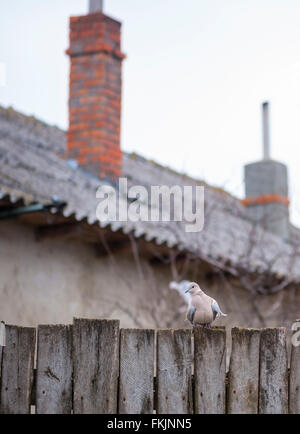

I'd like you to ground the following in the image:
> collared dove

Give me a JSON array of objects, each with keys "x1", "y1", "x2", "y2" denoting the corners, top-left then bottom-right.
[{"x1": 185, "y1": 282, "x2": 227, "y2": 328}]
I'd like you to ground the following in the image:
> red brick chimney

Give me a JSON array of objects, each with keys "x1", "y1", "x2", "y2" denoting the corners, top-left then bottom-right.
[{"x1": 66, "y1": 3, "x2": 125, "y2": 181}]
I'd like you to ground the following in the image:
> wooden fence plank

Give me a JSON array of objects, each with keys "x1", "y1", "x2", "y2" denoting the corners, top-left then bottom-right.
[
  {"x1": 0, "y1": 321, "x2": 5, "y2": 347},
  {"x1": 227, "y1": 328, "x2": 260, "y2": 414},
  {"x1": 36, "y1": 325, "x2": 72, "y2": 414},
  {"x1": 156, "y1": 329, "x2": 192, "y2": 414},
  {"x1": 289, "y1": 322, "x2": 300, "y2": 414},
  {"x1": 259, "y1": 328, "x2": 288, "y2": 414},
  {"x1": 0, "y1": 322, "x2": 5, "y2": 384},
  {"x1": 0, "y1": 345, "x2": 2, "y2": 386},
  {"x1": 72, "y1": 318, "x2": 119, "y2": 414},
  {"x1": 119, "y1": 329, "x2": 154, "y2": 414},
  {"x1": 194, "y1": 327, "x2": 226, "y2": 414},
  {"x1": 0, "y1": 325, "x2": 35, "y2": 414}
]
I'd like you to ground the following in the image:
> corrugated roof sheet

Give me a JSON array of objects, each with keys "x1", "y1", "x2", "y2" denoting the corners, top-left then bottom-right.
[{"x1": 1, "y1": 105, "x2": 300, "y2": 282}]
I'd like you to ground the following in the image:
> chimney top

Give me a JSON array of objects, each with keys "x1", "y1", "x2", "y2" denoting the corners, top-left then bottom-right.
[
  {"x1": 89, "y1": 0, "x2": 103, "y2": 13},
  {"x1": 262, "y1": 101, "x2": 270, "y2": 160}
]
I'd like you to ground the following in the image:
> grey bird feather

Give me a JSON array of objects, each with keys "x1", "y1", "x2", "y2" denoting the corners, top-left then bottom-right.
[
  {"x1": 211, "y1": 299, "x2": 227, "y2": 320},
  {"x1": 187, "y1": 306, "x2": 196, "y2": 323}
]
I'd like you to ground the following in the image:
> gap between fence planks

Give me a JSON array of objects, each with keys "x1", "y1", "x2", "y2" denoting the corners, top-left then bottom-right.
[{"x1": 0, "y1": 319, "x2": 299, "y2": 414}]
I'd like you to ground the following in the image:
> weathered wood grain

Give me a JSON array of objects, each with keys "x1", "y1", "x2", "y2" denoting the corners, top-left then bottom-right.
[
  {"x1": 194, "y1": 327, "x2": 226, "y2": 414},
  {"x1": 0, "y1": 321, "x2": 5, "y2": 347},
  {"x1": 0, "y1": 325, "x2": 36, "y2": 414},
  {"x1": 259, "y1": 328, "x2": 288, "y2": 414},
  {"x1": 156, "y1": 329, "x2": 192, "y2": 414},
  {"x1": 119, "y1": 329, "x2": 154, "y2": 414},
  {"x1": 289, "y1": 320, "x2": 300, "y2": 414},
  {"x1": 72, "y1": 318, "x2": 119, "y2": 414},
  {"x1": 0, "y1": 322, "x2": 5, "y2": 380},
  {"x1": 0, "y1": 322, "x2": 294, "y2": 414},
  {"x1": 36, "y1": 325, "x2": 72, "y2": 414},
  {"x1": 227, "y1": 328, "x2": 260, "y2": 414}
]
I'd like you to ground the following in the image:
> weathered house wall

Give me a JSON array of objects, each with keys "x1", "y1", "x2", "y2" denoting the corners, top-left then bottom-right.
[
  {"x1": 0, "y1": 219, "x2": 177, "y2": 328},
  {"x1": 0, "y1": 220, "x2": 299, "y2": 331}
]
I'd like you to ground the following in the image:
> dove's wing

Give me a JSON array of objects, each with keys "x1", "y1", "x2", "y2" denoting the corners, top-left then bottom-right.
[{"x1": 187, "y1": 306, "x2": 196, "y2": 324}]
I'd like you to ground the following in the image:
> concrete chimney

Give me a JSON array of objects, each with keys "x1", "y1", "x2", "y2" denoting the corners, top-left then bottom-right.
[
  {"x1": 242, "y1": 103, "x2": 290, "y2": 240},
  {"x1": 66, "y1": 4, "x2": 125, "y2": 181},
  {"x1": 262, "y1": 101, "x2": 270, "y2": 160},
  {"x1": 89, "y1": 0, "x2": 104, "y2": 13}
]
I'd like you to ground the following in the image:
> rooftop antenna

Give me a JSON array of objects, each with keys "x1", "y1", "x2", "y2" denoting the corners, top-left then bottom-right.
[
  {"x1": 262, "y1": 101, "x2": 270, "y2": 160},
  {"x1": 89, "y1": 0, "x2": 103, "y2": 13}
]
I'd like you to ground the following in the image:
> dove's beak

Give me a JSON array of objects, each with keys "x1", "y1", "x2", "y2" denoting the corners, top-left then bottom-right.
[{"x1": 185, "y1": 288, "x2": 190, "y2": 293}]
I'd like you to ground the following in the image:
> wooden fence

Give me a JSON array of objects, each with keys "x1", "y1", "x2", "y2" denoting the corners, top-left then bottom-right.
[{"x1": 0, "y1": 318, "x2": 299, "y2": 414}]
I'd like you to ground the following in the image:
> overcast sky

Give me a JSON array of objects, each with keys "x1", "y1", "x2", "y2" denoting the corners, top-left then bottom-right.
[{"x1": 1, "y1": 0, "x2": 300, "y2": 226}]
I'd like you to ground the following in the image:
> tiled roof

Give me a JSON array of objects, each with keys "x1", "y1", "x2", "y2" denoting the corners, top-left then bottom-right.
[{"x1": 1, "y1": 105, "x2": 300, "y2": 283}]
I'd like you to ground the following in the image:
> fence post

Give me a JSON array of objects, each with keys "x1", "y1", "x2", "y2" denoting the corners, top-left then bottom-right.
[
  {"x1": 0, "y1": 325, "x2": 36, "y2": 414},
  {"x1": 227, "y1": 328, "x2": 260, "y2": 414},
  {"x1": 156, "y1": 329, "x2": 193, "y2": 414},
  {"x1": 119, "y1": 329, "x2": 155, "y2": 414},
  {"x1": 259, "y1": 328, "x2": 288, "y2": 414},
  {"x1": 36, "y1": 324, "x2": 72, "y2": 414},
  {"x1": 72, "y1": 318, "x2": 119, "y2": 414},
  {"x1": 194, "y1": 327, "x2": 226, "y2": 414}
]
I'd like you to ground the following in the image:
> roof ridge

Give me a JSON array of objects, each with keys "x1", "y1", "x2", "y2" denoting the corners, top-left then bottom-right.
[
  {"x1": 123, "y1": 151, "x2": 241, "y2": 202},
  {"x1": 0, "y1": 104, "x2": 64, "y2": 133}
]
